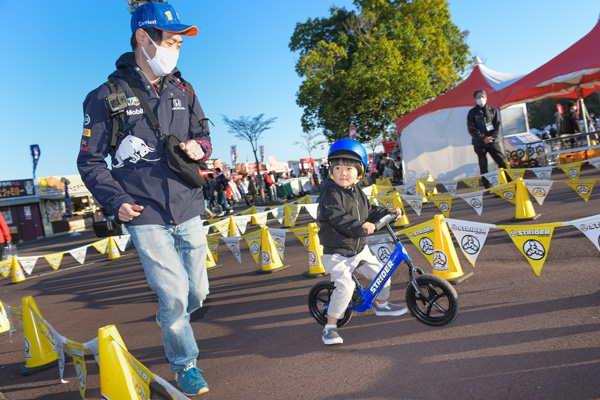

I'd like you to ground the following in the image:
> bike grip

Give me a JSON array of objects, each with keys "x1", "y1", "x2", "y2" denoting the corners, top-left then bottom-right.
[{"x1": 373, "y1": 212, "x2": 397, "y2": 231}]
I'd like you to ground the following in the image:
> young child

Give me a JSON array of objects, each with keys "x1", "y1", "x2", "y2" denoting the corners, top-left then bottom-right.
[{"x1": 318, "y1": 138, "x2": 407, "y2": 345}]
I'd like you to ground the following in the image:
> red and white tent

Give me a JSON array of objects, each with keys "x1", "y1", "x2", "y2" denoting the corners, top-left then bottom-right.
[{"x1": 395, "y1": 59, "x2": 522, "y2": 184}]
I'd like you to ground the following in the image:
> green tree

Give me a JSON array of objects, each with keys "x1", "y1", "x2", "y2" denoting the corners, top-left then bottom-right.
[{"x1": 290, "y1": 0, "x2": 470, "y2": 142}]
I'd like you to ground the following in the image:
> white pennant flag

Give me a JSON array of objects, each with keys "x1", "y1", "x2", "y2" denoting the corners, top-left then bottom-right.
[
  {"x1": 272, "y1": 206, "x2": 285, "y2": 224},
  {"x1": 113, "y1": 235, "x2": 131, "y2": 252},
  {"x1": 404, "y1": 185, "x2": 418, "y2": 195},
  {"x1": 309, "y1": 195, "x2": 319, "y2": 203},
  {"x1": 68, "y1": 246, "x2": 88, "y2": 265},
  {"x1": 203, "y1": 224, "x2": 212, "y2": 235},
  {"x1": 365, "y1": 234, "x2": 396, "y2": 265},
  {"x1": 529, "y1": 166, "x2": 554, "y2": 180},
  {"x1": 232, "y1": 216, "x2": 250, "y2": 235},
  {"x1": 456, "y1": 190, "x2": 485, "y2": 216},
  {"x1": 482, "y1": 171, "x2": 499, "y2": 187},
  {"x1": 445, "y1": 218, "x2": 495, "y2": 267},
  {"x1": 303, "y1": 203, "x2": 319, "y2": 220},
  {"x1": 269, "y1": 228, "x2": 288, "y2": 260},
  {"x1": 564, "y1": 214, "x2": 600, "y2": 252},
  {"x1": 46, "y1": 322, "x2": 69, "y2": 383},
  {"x1": 362, "y1": 185, "x2": 373, "y2": 196},
  {"x1": 84, "y1": 337, "x2": 100, "y2": 366},
  {"x1": 253, "y1": 206, "x2": 269, "y2": 213},
  {"x1": 522, "y1": 179, "x2": 554, "y2": 205},
  {"x1": 17, "y1": 256, "x2": 39, "y2": 276},
  {"x1": 588, "y1": 157, "x2": 600, "y2": 171},
  {"x1": 222, "y1": 237, "x2": 242, "y2": 263},
  {"x1": 400, "y1": 194, "x2": 424, "y2": 216},
  {"x1": 439, "y1": 181, "x2": 458, "y2": 196}
]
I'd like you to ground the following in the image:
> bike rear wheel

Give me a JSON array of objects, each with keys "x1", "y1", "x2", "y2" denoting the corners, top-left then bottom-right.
[
  {"x1": 405, "y1": 274, "x2": 459, "y2": 327},
  {"x1": 308, "y1": 281, "x2": 353, "y2": 327}
]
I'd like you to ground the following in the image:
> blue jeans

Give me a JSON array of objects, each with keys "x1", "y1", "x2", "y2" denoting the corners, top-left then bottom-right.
[{"x1": 128, "y1": 216, "x2": 209, "y2": 371}]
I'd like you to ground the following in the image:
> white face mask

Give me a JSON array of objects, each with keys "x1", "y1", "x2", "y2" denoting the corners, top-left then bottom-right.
[
  {"x1": 142, "y1": 33, "x2": 179, "y2": 77},
  {"x1": 476, "y1": 97, "x2": 486, "y2": 107}
]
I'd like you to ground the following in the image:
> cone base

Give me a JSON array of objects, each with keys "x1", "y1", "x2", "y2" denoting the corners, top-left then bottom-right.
[
  {"x1": 302, "y1": 270, "x2": 326, "y2": 279},
  {"x1": 207, "y1": 263, "x2": 223, "y2": 270},
  {"x1": 256, "y1": 264, "x2": 291, "y2": 274},
  {"x1": 512, "y1": 213, "x2": 541, "y2": 222},
  {"x1": 446, "y1": 271, "x2": 474, "y2": 285},
  {"x1": 20, "y1": 358, "x2": 58, "y2": 376}
]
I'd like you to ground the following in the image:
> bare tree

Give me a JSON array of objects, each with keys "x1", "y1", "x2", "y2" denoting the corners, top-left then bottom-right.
[
  {"x1": 222, "y1": 113, "x2": 277, "y2": 202},
  {"x1": 293, "y1": 130, "x2": 324, "y2": 160}
]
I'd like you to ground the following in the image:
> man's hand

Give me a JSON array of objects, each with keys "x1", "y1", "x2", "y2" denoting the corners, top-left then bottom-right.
[
  {"x1": 391, "y1": 207, "x2": 404, "y2": 220},
  {"x1": 118, "y1": 203, "x2": 144, "y2": 222},
  {"x1": 179, "y1": 140, "x2": 205, "y2": 161},
  {"x1": 484, "y1": 136, "x2": 494, "y2": 144}
]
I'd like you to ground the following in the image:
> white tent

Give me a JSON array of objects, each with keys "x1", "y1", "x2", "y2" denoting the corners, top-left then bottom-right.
[{"x1": 396, "y1": 59, "x2": 522, "y2": 184}]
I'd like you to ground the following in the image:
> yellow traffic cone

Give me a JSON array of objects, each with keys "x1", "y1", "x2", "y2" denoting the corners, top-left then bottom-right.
[
  {"x1": 107, "y1": 237, "x2": 121, "y2": 260},
  {"x1": 513, "y1": 177, "x2": 540, "y2": 221},
  {"x1": 228, "y1": 215, "x2": 241, "y2": 237},
  {"x1": 432, "y1": 215, "x2": 472, "y2": 284},
  {"x1": 98, "y1": 325, "x2": 151, "y2": 400},
  {"x1": 206, "y1": 247, "x2": 221, "y2": 270},
  {"x1": 257, "y1": 226, "x2": 290, "y2": 274},
  {"x1": 11, "y1": 257, "x2": 26, "y2": 284},
  {"x1": 498, "y1": 168, "x2": 508, "y2": 185},
  {"x1": 0, "y1": 301, "x2": 11, "y2": 335},
  {"x1": 20, "y1": 296, "x2": 59, "y2": 375},
  {"x1": 302, "y1": 223, "x2": 326, "y2": 278}
]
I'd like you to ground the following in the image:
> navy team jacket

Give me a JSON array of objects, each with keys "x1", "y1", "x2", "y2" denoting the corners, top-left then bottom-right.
[{"x1": 77, "y1": 52, "x2": 212, "y2": 225}]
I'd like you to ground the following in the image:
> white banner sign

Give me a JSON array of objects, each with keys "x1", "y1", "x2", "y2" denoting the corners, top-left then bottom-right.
[
  {"x1": 17, "y1": 256, "x2": 39, "y2": 275},
  {"x1": 269, "y1": 228, "x2": 288, "y2": 260},
  {"x1": 522, "y1": 179, "x2": 554, "y2": 205},
  {"x1": 439, "y1": 181, "x2": 458, "y2": 196},
  {"x1": 529, "y1": 166, "x2": 553, "y2": 180},
  {"x1": 564, "y1": 214, "x2": 600, "y2": 252},
  {"x1": 456, "y1": 190, "x2": 485, "y2": 216},
  {"x1": 400, "y1": 194, "x2": 425, "y2": 216},
  {"x1": 366, "y1": 234, "x2": 396, "y2": 265},
  {"x1": 222, "y1": 237, "x2": 242, "y2": 264}
]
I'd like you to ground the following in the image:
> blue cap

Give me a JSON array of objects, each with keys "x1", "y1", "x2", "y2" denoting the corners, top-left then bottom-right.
[{"x1": 131, "y1": 2, "x2": 198, "y2": 36}]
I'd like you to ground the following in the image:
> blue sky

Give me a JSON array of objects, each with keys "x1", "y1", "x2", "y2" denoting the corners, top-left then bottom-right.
[{"x1": 1, "y1": 0, "x2": 599, "y2": 181}]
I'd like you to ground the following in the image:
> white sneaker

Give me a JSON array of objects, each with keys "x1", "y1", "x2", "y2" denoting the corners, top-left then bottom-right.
[
  {"x1": 375, "y1": 302, "x2": 408, "y2": 317},
  {"x1": 322, "y1": 327, "x2": 343, "y2": 345}
]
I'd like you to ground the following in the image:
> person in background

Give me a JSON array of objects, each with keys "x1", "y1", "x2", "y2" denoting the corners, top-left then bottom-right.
[
  {"x1": 0, "y1": 212, "x2": 12, "y2": 259},
  {"x1": 247, "y1": 175, "x2": 257, "y2": 203},
  {"x1": 466, "y1": 89, "x2": 510, "y2": 189},
  {"x1": 214, "y1": 168, "x2": 231, "y2": 214}
]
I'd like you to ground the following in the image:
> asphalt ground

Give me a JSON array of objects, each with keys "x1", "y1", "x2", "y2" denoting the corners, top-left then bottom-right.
[{"x1": 1, "y1": 167, "x2": 600, "y2": 400}]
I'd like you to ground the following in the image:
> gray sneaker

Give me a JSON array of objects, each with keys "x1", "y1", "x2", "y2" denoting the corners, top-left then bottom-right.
[
  {"x1": 322, "y1": 327, "x2": 343, "y2": 345},
  {"x1": 375, "y1": 302, "x2": 408, "y2": 317}
]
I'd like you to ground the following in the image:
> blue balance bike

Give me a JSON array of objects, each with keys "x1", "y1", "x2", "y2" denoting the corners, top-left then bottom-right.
[{"x1": 308, "y1": 213, "x2": 459, "y2": 327}]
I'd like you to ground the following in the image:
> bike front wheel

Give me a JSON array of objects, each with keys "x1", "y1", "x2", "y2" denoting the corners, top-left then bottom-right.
[
  {"x1": 405, "y1": 274, "x2": 459, "y2": 327},
  {"x1": 308, "y1": 281, "x2": 353, "y2": 328}
]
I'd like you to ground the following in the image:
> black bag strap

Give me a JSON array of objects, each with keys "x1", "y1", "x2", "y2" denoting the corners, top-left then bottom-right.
[
  {"x1": 120, "y1": 67, "x2": 165, "y2": 140},
  {"x1": 105, "y1": 78, "x2": 126, "y2": 149}
]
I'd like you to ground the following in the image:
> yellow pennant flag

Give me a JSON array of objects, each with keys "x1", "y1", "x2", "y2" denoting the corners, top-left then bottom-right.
[
  {"x1": 66, "y1": 340, "x2": 88, "y2": 399},
  {"x1": 430, "y1": 195, "x2": 453, "y2": 218},
  {"x1": 242, "y1": 230, "x2": 262, "y2": 264},
  {"x1": 284, "y1": 204, "x2": 302, "y2": 227},
  {"x1": 461, "y1": 176, "x2": 480, "y2": 191},
  {"x1": 44, "y1": 253, "x2": 65, "y2": 270},
  {"x1": 490, "y1": 182, "x2": 517, "y2": 204},
  {"x1": 91, "y1": 238, "x2": 109, "y2": 254},
  {"x1": 0, "y1": 259, "x2": 11, "y2": 278},
  {"x1": 564, "y1": 179, "x2": 596, "y2": 201},
  {"x1": 558, "y1": 161, "x2": 582, "y2": 179},
  {"x1": 211, "y1": 219, "x2": 230, "y2": 237},
  {"x1": 399, "y1": 219, "x2": 435, "y2": 265},
  {"x1": 420, "y1": 181, "x2": 438, "y2": 197},
  {"x1": 505, "y1": 168, "x2": 526, "y2": 180},
  {"x1": 497, "y1": 222, "x2": 563, "y2": 276},
  {"x1": 289, "y1": 226, "x2": 311, "y2": 250},
  {"x1": 375, "y1": 177, "x2": 392, "y2": 186},
  {"x1": 206, "y1": 235, "x2": 220, "y2": 262}
]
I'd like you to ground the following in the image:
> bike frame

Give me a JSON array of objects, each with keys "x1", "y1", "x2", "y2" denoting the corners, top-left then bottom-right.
[{"x1": 349, "y1": 223, "x2": 420, "y2": 313}]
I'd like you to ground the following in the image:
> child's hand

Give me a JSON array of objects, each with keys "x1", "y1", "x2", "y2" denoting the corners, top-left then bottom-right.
[
  {"x1": 362, "y1": 222, "x2": 376, "y2": 234},
  {"x1": 392, "y1": 207, "x2": 404, "y2": 220}
]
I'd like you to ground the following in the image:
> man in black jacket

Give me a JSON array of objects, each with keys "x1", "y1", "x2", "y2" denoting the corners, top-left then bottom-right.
[{"x1": 467, "y1": 89, "x2": 509, "y2": 189}]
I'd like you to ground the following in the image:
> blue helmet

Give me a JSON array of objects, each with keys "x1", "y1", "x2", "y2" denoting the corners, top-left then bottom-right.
[{"x1": 328, "y1": 138, "x2": 368, "y2": 172}]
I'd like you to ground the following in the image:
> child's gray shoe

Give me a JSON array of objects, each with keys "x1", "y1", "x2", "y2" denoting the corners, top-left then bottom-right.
[
  {"x1": 375, "y1": 302, "x2": 408, "y2": 316},
  {"x1": 322, "y1": 327, "x2": 343, "y2": 345}
]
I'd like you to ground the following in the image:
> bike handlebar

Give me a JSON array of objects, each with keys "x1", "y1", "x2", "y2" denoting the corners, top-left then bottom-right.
[{"x1": 373, "y1": 212, "x2": 398, "y2": 231}]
